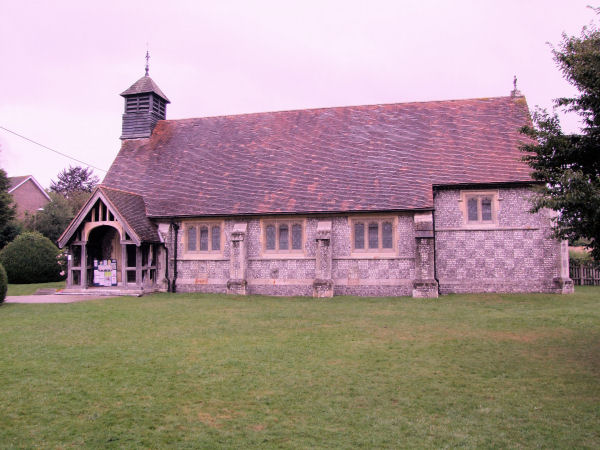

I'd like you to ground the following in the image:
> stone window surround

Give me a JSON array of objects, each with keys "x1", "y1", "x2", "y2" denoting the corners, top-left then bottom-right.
[
  {"x1": 459, "y1": 190, "x2": 500, "y2": 228},
  {"x1": 350, "y1": 215, "x2": 398, "y2": 256},
  {"x1": 182, "y1": 220, "x2": 224, "y2": 259},
  {"x1": 260, "y1": 218, "x2": 306, "y2": 256}
]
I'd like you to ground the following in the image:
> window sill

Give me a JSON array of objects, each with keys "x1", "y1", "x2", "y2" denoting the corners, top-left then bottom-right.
[
  {"x1": 250, "y1": 255, "x2": 311, "y2": 261},
  {"x1": 348, "y1": 252, "x2": 399, "y2": 259},
  {"x1": 436, "y1": 226, "x2": 540, "y2": 232},
  {"x1": 176, "y1": 254, "x2": 228, "y2": 261}
]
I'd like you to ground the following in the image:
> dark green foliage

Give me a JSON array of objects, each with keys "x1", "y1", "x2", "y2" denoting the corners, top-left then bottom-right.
[
  {"x1": 23, "y1": 191, "x2": 89, "y2": 243},
  {"x1": 0, "y1": 263, "x2": 7, "y2": 303},
  {"x1": 0, "y1": 232, "x2": 64, "y2": 283},
  {"x1": 0, "y1": 221, "x2": 22, "y2": 249},
  {"x1": 522, "y1": 19, "x2": 600, "y2": 260},
  {"x1": 0, "y1": 168, "x2": 16, "y2": 229},
  {"x1": 0, "y1": 168, "x2": 17, "y2": 248},
  {"x1": 49, "y1": 166, "x2": 98, "y2": 197}
]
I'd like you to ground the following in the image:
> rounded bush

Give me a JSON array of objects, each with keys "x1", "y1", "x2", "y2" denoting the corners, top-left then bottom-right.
[
  {"x1": 0, "y1": 263, "x2": 7, "y2": 303},
  {"x1": 0, "y1": 232, "x2": 64, "y2": 284}
]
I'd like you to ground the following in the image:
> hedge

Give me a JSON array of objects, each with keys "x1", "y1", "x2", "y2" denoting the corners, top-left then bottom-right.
[{"x1": 0, "y1": 232, "x2": 64, "y2": 284}]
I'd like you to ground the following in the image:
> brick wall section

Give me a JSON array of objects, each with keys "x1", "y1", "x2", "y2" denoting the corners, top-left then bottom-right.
[
  {"x1": 11, "y1": 179, "x2": 49, "y2": 220},
  {"x1": 434, "y1": 187, "x2": 567, "y2": 294}
]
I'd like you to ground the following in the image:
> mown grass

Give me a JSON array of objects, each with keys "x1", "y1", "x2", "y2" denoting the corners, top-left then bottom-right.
[
  {"x1": 7, "y1": 281, "x2": 66, "y2": 296},
  {"x1": 0, "y1": 288, "x2": 599, "y2": 448}
]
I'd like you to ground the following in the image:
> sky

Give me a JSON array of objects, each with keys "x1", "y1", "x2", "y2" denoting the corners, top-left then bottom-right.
[{"x1": 0, "y1": 0, "x2": 596, "y2": 188}]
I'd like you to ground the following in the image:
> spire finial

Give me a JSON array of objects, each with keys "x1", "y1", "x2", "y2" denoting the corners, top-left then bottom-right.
[
  {"x1": 511, "y1": 75, "x2": 522, "y2": 97},
  {"x1": 145, "y1": 48, "x2": 150, "y2": 77}
]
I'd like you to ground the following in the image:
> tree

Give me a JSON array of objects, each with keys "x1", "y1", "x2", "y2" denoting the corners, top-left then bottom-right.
[
  {"x1": 25, "y1": 167, "x2": 97, "y2": 243},
  {"x1": 521, "y1": 20, "x2": 600, "y2": 260},
  {"x1": 49, "y1": 165, "x2": 99, "y2": 197},
  {"x1": 23, "y1": 192, "x2": 77, "y2": 243},
  {"x1": 0, "y1": 168, "x2": 15, "y2": 230},
  {"x1": 0, "y1": 168, "x2": 19, "y2": 249}
]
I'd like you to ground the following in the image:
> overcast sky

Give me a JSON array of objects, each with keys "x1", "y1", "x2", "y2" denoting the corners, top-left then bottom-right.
[{"x1": 0, "y1": 0, "x2": 596, "y2": 188}]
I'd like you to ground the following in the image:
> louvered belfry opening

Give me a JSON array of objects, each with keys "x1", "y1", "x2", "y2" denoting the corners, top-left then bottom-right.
[{"x1": 120, "y1": 75, "x2": 170, "y2": 139}]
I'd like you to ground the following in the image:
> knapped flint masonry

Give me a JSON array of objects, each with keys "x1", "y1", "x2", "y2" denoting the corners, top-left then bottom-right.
[{"x1": 58, "y1": 71, "x2": 574, "y2": 297}]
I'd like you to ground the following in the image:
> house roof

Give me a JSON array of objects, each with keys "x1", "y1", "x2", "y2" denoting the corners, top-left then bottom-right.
[
  {"x1": 120, "y1": 75, "x2": 170, "y2": 103},
  {"x1": 8, "y1": 175, "x2": 51, "y2": 201},
  {"x1": 8, "y1": 175, "x2": 30, "y2": 191},
  {"x1": 102, "y1": 95, "x2": 534, "y2": 218}
]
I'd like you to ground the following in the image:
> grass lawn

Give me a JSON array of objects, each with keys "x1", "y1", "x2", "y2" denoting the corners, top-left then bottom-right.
[
  {"x1": 0, "y1": 288, "x2": 599, "y2": 448},
  {"x1": 7, "y1": 281, "x2": 66, "y2": 296}
]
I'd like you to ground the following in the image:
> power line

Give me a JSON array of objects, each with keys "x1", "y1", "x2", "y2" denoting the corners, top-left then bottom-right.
[{"x1": 0, "y1": 125, "x2": 108, "y2": 173}]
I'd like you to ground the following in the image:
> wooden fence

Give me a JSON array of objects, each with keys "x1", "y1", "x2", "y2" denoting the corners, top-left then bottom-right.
[{"x1": 569, "y1": 261, "x2": 600, "y2": 286}]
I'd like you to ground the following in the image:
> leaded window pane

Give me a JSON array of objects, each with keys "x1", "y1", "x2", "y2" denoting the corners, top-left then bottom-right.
[
  {"x1": 481, "y1": 197, "x2": 492, "y2": 221},
  {"x1": 187, "y1": 226, "x2": 197, "y2": 251},
  {"x1": 292, "y1": 224, "x2": 302, "y2": 250},
  {"x1": 211, "y1": 225, "x2": 221, "y2": 250},
  {"x1": 382, "y1": 221, "x2": 393, "y2": 248},
  {"x1": 368, "y1": 222, "x2": 379, "y2": 249},
  {"x1": 199, "y1": 226, "x2": 209, "y2": 251},
  {"x1": 279, "y1": 224, "x2": 289, "y2": 250},
  {"x1": 266, "y1": 225, "x2": 276, "y2": 250},
  {"x1": 467, "y1": 197, "x2": 479, "y2": 221},
  {"x1": 354, "y1": 223, "x2": 364, "y2": 249}
]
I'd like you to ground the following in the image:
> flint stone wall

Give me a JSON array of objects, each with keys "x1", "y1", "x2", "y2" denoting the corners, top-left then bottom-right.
[
  {"x1": 434, "y1": 187, "x2": 567, "y2": 294},
  {"x1": 157, "y1": 186, "x2": 569, "y2": 297},
  {"x1": 162, "y1": 214, "x2": 418, "y2": 296}
]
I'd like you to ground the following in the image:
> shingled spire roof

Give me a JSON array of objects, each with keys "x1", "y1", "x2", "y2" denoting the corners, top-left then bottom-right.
[{"x1": 120, "y1": 75, "x2": 170, "y2": 103}]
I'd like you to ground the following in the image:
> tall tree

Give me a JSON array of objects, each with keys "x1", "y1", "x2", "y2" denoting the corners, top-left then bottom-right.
[
  {"x1": 23, "y1": 192, "x2": 78, "y2": 243},
  {"x1": 521, "y1": 20, "x2": 600, "y2": 260},
  {"x1": 0, "y1": 168, "x2": 20, "y2": 248},
  {"x1": 0, "y1": 168, "x2": 15, "y2": 228},
  {"x1": 49, "y1": 166, "x2": 99, "y2": 197},
  {"x1": 25, "y1": 167, "x2": 97, "y2": 243}
]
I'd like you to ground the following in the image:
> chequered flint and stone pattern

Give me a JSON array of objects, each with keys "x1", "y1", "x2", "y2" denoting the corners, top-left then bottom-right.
[
  {"x1": 157, "y1": 187, "x2": 566, "y2": 296},
  {"x1": 161, "y1": 214, "x2": 419, "y2": 296},
  {"x1": 434, "y1": 187, "x2": 564, "y2": 294}
]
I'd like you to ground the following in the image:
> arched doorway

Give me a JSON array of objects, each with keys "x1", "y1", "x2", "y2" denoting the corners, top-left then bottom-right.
[{"x1": 87, "y1": 225, "x2": 123, "y2": 284}]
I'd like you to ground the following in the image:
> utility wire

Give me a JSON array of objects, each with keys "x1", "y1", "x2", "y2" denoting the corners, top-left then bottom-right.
[{"x1": 0, "y1": 125, "x2": 108, "y2": 173}]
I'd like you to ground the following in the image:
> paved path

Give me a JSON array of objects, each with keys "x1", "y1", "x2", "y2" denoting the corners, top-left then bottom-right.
[{"x1": 4, "y1": 294, "x2": 114, "y2": 303}]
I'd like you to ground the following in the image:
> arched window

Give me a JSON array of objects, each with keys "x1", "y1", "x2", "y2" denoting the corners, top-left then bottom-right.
[
  {"x1": 352, "y1": 217, "x2": 396, "y2": 253},
  {"x1": 184, "y1": 222, "x2": 223, "y2": 255},
  {"x1": 187, "y1": 226, "x2": 197, "y2": 251},
  {"x1": 263, "y1": 220, "x2": 304, "y2": 253}
]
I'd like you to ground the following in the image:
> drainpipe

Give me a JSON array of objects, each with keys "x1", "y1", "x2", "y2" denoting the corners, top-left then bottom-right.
[
  {"x1": 164, "y1": 243, "x2": 170, "y2": 292},
  {"x1": 171, "y1": 221, "x2": 179, "y2": 293},
  {"x1": 431, "y1": 206, "x2": 440, "y2": 296}
]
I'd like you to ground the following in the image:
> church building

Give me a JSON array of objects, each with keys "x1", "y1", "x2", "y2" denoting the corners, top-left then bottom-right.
[{"x1": 57, "y1": 67, "x2": 574, "y2": 297}]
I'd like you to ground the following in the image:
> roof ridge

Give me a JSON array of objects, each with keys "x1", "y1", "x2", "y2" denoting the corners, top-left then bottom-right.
[{"x1": 162, "y1": 95, "x2": 525, "y2": 123}]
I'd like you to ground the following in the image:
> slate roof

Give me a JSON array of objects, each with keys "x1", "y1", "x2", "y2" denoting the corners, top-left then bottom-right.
[
  {"x1": 99, "y1": 187, "x2": 160, "y2": 242},
  {"x1": 120, "y1": 75, "x2": 170, "y2": 103},
  {"x1": 102, "y1": 95, "x2": 533, "y2": 218}
]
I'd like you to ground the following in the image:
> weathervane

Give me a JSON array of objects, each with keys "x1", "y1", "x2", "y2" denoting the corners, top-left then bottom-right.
[{"x1": 145, "y1": 49, "x2": 150, "y2": 77}]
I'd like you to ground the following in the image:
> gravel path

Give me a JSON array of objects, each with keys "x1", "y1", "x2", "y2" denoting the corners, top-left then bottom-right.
[{"x1": 4, "y1": 294, "x2": 114, "y2": 303}]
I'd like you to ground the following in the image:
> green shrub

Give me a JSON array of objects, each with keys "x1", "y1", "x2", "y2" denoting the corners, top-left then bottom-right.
[
  {"x1": 0, "y1": 232, "x2": 65, "y2": 284},
  {"x1": 0, "y1": 263, "x2": 7, "y2": 303},
  {"x1": 569, "y1": 249, "x2": 594, "y2": 265}
]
